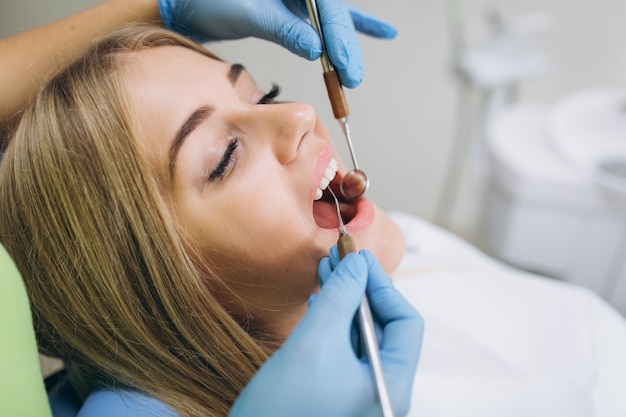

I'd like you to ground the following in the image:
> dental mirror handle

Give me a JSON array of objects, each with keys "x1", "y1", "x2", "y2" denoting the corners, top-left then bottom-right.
[
  {"x1": 305, "y1": 0, "x2": 349, "y2": 119},
  {"x1": 337, "y1": 235, "x2": 396, "y2": 417}
]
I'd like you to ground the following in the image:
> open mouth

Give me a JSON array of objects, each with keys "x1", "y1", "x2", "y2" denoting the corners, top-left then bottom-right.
[{"x1": 313, "y1": 175, "x2": 358, "y2": 229}]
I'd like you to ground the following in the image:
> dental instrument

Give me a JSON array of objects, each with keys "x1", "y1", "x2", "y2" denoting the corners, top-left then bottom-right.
[
  {"x1": 327, "y1": 187, "x2": 395, "y2": 417},
  {"x1": 305, "y1": 0, "x2": 369, "y2": 200}
]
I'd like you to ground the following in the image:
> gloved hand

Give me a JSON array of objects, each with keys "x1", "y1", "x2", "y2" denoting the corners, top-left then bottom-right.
[
  {"x1": 229, "y1": 249, "x2": 424, "y2": 417},
  {"x1": 157, "y1": 0, "x2": 397, "y2": 88}
]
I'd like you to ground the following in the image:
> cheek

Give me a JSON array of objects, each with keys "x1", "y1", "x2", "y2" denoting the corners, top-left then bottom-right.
[
  {"x1": 197, "y1": 229, "x2": 323, "y2": 310},
  {"x1": 182, "y1": 200, "x2": 325, "y2": 298},
  {"x1": 171, "y1": 165, "x2": 334, "y2": 301}
]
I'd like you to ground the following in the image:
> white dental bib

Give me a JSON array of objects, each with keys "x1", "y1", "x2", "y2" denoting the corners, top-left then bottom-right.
[{"x1": 389, "y1": 212, "x2": 626, "y2": 417}]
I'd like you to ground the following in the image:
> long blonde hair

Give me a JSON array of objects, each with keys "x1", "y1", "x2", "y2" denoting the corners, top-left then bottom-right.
[{"x1": 0, "y1": 25, "x2": 269, "y2": 416}]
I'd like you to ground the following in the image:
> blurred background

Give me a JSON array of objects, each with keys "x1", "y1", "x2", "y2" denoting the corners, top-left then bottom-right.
[{"x1": 2, "y1": 0, "x2": 626, "y2": 313}]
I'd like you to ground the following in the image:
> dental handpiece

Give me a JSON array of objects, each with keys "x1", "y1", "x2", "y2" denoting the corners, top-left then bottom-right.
[
  {"x1": 327, "y1": 188, "x2": 395, "y2": 417},
  {"x1": 305, "y1": 0, "x2": 369, "y2": 201}
]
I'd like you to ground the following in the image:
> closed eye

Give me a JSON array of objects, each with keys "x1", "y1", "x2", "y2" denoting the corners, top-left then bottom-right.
[
  {"x1": 257, "y1": 83, "x2": 281, "y2": 104},
  {"x1": 208, "y1": 138, "x2": 239, "y2": 182}
]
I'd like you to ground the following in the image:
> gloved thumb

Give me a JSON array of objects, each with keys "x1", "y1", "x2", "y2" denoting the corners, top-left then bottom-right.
[
  {"x1": 327, "y1": 244, "x2": 341, "y2": 271},
  {"x1": 310, "y1": 253, "x2": 367, "y2": 329}
]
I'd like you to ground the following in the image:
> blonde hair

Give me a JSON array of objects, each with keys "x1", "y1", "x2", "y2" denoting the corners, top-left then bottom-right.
[{"x1": 0, "y1": 25, "x2": 269, "y2": 416}]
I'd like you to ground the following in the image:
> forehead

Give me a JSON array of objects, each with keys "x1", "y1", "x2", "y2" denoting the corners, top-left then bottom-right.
[
  {"x1": 122, "y1": 46, "x2": 229, "y2": 96},
  {"x1": 120, "y1": 46, "x2": 259, "y2": 106},
  {"x1": 118, "y1": 45, "x2": 260, "y2": 180}
]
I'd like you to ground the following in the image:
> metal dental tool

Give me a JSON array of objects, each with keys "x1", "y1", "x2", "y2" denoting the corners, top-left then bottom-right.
[
  {"x1": 327, "y1": 188, "x2": 395, "y2": 417},
  {"x1": 305, "y1": 0, "x2": 369, "y2": 200}
]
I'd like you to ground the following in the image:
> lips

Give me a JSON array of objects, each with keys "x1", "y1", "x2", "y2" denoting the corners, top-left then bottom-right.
[
  {"x1": 312, "y1": 173, "x2": 374, "y2": 232},
  {"x1": 310, "y1": 144, "x2": 374, "y2": 232}
]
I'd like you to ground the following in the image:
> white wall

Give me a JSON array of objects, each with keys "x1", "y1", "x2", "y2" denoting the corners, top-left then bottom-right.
[{"x1": 3, "y1": 0, "x2": 626, "y2": 241}]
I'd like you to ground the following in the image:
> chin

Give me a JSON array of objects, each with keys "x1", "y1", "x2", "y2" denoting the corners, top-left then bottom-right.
[{"x1": 360, "y1": 205, "x2": 405, "y2": 274}]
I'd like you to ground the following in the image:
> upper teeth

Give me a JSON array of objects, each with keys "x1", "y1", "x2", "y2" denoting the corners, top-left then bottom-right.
[{"x1": 314, "y1": 158, "x2": 338, "y2": 200}]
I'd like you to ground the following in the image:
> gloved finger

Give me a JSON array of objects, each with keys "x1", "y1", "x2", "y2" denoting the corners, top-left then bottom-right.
[
  {"x1": 284, "y1": 0, "x2": 398, "y2": 39},
  {"x1": 360, "y1": 250, "x2": 423, "y2": 416},
  {"x1": 361, "y1": 249, "x2": 423, "y2": 353},
  {"x1": 250, "y1": 6, "x2": 323, "y2": 60},
  {"x1": 315, "y1": 0, "x2": 363, "y2": 88},
  {"x1": 348, "y1": 5, "x2": 398, "y2": 39},
  {"x1": 330, "y1": 248, "x2": 386, "y2": 338},
  {"x1": 317, "y1": 255, "x2": 332, "y2": 286},
  {"x1": 360, "y1": 250, "x2": 423, "y2": 381},
  {"x1": 290, "y1": 1, "x2": 395, "y2": 87},
  {"x1": 317, "y1": 245, "x2": 356, "y2": 283},
  {"x1": 318, "y1": 253, "x2": 365, "y2": 356},
  {"x1": 322, "y1": 249, "x2": 387, "y2": 353},
  {"x1": 328, "y1": 244, "x2": 341, "y2": 270},
  {"x1": 307, "y1": 293, "x2": 317, "y2": 307},
  {"x1": 308, "y1": 252, "x2": 367, "y2": 331},
  {"x1": 361, "y1": 250, "x2": 419, "y2": 325}
]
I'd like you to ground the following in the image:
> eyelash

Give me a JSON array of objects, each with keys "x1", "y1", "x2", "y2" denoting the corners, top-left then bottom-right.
[
  {"x1": 257, "y1": 83, "x2": 281, "y2": 104},
  {"x1": 207, "y1": 84, "x2": 278, "y2": 183},
  {"x1": 208, "y1": 138, "x2": 239, "y2": 183}
]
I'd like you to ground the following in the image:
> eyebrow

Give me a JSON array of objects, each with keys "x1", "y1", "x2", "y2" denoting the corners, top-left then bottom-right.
[
  {"x1": 169, "y1": 105, "x2": 214, "y2": 179},
  {"x1": 168, "y1": 64, "x2": 245, "y2": 179},
  {"x1": 229, "y1": 63, "x2": 246, "y2": 86}
]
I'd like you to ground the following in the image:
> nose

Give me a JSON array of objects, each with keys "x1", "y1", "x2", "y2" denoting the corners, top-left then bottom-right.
[{"x1": 247, "y1": 102, "x2": 317, "y2": 164}]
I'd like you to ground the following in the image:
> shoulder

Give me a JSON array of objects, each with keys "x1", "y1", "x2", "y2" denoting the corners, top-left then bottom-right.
[{"x1": 77, "y1": 389, "x2": 179, "y2": 417}]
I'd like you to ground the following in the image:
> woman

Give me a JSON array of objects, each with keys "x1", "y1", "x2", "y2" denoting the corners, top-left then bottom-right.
[{"x1": 0, "y1": 24, "x2": 408, "y2": 416}]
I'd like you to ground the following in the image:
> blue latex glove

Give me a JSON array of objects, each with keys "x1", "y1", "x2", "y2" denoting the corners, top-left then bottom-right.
[
  {"x1": 157, "y1": 0, "x2": 397, "y2": 88},
  {"x1": 229, "y1": 250, "x2": 423, "y2": 417}
]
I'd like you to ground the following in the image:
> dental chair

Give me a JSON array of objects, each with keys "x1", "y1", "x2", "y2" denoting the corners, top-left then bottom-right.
[
  {"x1": 1, "y1": 244, "x2": 52, "y2": 416},
  {"x1": 0, "y1": 244, "x2": 81, "y2": 417}
]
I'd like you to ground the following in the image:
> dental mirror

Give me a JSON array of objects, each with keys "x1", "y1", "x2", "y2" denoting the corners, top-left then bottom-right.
[
  {"x1": 338, "y1": 118, "x2": 369, "y2": 200},
  {"x1": 340, "y1": 169, "x2": 369, "y2": 200}
]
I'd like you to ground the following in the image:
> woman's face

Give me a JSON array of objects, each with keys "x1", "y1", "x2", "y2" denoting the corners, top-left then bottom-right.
[{"x1": 123, "y1": 45, "x2": 404, "y2": 335}]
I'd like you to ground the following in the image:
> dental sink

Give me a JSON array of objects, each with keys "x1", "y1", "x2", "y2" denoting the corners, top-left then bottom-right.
[
  {"x1": 550, "y1": 88, "x2": 626, "y2": 204},
  {"x1": 482, "y1": 88, "x2": 626, "y2": 315}
]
